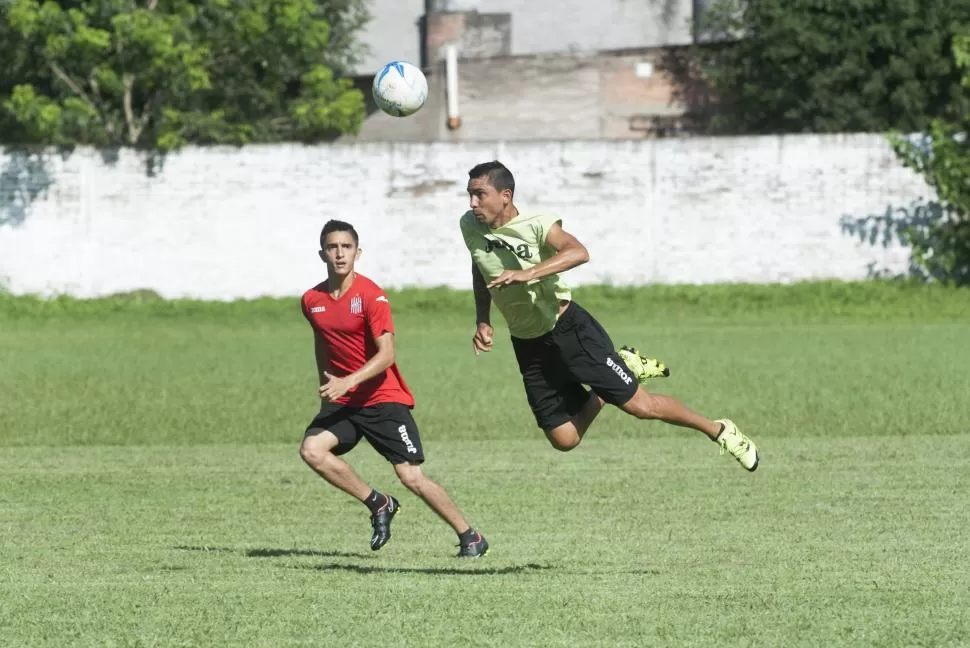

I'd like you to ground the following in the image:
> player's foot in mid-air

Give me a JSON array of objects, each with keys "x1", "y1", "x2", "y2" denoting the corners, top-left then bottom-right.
[
  {"x1": 617, "y1": 345, "x2": 670, "y2": 383},
  {"x1": 370, "y1": 495, "x2": 400, "y2": 550},
  {"x1": 457, "y1": 529, "x2": 489, "y2": 558},
  {"x1": 715, "y1": 419, "x2": 760, "y2": 472}
]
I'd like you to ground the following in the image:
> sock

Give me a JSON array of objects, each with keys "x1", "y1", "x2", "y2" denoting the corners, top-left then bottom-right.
[
  {"x1": 458, "y1": 527, "x2": 476, "y2": 544},
  {"x1": 714, "y1": 423, "x2": 726, "y2": 441},
  {"x1": 363, "y1": 490, "x2": 388, "y2": 514}
]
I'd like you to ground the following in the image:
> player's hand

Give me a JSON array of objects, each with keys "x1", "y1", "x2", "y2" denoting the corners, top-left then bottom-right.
[
  {"x1": 472, "y1": 322, "x2": 493, "y2": 356},
  {"x1": 319, "y1": 371, "x2": 355, "y2": 403},
  {"x1": 486, "y1": 269, "x2": 532, "y2": 289}
]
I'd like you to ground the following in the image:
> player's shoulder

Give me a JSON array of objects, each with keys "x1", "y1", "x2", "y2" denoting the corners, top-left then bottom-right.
[
  {"x1": 301, "y1": 281, "x2": 329, "y2": 304},
  {"x1": 507, "y1": 211, "x2": 562, "y2": 240},
  {"x1": 459, "y1": 210, "x2": 480, "y2": 231},
  {"x1": 353, "y1": 274, "x2": 389, "y2": 300},
  {"x1": 515, "y1": 209, "x2": 560, "y2": 226}
]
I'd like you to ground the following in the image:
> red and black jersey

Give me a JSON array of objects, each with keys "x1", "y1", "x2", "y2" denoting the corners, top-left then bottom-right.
[{"x1": 301, "y1": 274, "x2": 415, "y2": 408}]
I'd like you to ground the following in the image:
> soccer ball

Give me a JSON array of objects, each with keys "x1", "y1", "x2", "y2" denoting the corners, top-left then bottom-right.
[{"x1": 372, "y1": 61, "x2": 428, "y2": 117}]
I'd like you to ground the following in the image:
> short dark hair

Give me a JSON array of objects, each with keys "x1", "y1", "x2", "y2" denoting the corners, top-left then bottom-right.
[
  {"x1": 468, "y1": 160, "x2": 515, "y2": 197},
  {"x1": 320, "y1": 219, "x2": 359, "y2": 248}
]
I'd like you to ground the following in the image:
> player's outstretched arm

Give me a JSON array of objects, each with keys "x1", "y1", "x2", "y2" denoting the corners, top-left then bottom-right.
[
  {"x1": 487, "y1": 223, "x2": 590, "y2": 289},
  {"x1": 319, "y1": 333, "x2": 397, "y2": 402},
  {"x1": 529, "y1": 222, "x2": 589, "y2": 279},
  {"x1": 471, "y1": 264, "x2": 493, "y2": 355}
]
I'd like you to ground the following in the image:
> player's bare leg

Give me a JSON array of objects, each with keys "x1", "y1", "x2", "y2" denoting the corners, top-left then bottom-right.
[
  {"x1": 620, "y1": 387, "x2": 721, "y2": 438},
  {"x1": 620, "y1": 387, "x2": 760, "y2": 471},
  {"x1": 394, "y1": 463, "x2": 489, "y2": 557},
  {"x1": 393, "y1": 463, "x2": 469, "y2": 533},
  {"x1": 300, "y1": 431, "x2": 372, "y2": 500},
  {"x1": 300, "y1": 431, "x2": 403, "y2": 549},
  {"x1": 544, "y1": 392, "x2": 605, "y2": 451}
]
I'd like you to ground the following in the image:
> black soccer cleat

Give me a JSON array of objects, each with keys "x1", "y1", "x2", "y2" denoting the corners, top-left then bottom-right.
[
  {"x1": 457, "y1": 530, "x2": 489, "y2": 558},
  {"x1": 370, "y1": 495, "x2": 400, "y2": 551}
]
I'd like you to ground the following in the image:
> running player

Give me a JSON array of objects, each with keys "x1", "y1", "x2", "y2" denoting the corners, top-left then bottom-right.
[
  {"x1": 459, "y1": 161, "x2": 760, "y2": 471},
  {"x1": 300, "y1": 219, "x2": 488, "y2": 557}
]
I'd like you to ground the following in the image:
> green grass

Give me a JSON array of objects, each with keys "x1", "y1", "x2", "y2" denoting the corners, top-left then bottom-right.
[{"x1": 2, "y1": 282, "x2": 969, "y2": 646}]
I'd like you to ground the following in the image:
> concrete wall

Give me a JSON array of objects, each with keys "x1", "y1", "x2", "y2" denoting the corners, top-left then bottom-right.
[{"x1": 0, "y1": 135, "x2": 926, "y2": 300}]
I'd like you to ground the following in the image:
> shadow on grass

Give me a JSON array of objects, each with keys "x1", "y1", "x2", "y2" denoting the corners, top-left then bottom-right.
[
  {"x1": 244, "y1": 547, "x2": 371, "y2": 559},
  {"x1": 297, "y1": 562, "x2": 553, "y2": 576},
  {"x1": 174, "y1": 545, "x2": 370, "y2": 559},
  {"x1": 174, "y1": 546, "x2": 658, "y2": 577}
]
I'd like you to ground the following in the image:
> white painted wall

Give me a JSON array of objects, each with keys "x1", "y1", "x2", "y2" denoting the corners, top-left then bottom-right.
[{"x1": 0, "y1": 135, "x2": 927, "y2": 300}]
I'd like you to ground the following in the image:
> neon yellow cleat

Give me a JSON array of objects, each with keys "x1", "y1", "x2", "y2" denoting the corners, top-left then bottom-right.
[
  {"x1": 715, "y1": 419, "x2": 760, "y2": 472},
  {"x1": 617, "y1": 345, "x2": 670, "y2": 384}
]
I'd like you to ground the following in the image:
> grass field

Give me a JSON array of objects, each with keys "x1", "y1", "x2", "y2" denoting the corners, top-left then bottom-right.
[{"x1": 2, "y1": 281, "x2": 970, "y2": 647}]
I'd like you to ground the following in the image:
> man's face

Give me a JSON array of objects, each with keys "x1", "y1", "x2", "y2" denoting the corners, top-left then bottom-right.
[
  {"x1": 467, "y1": 175, "x2": 511, "y2": 228},
  {"x1": 319, "y1": 231, "x2": 360, "y2": 276}
]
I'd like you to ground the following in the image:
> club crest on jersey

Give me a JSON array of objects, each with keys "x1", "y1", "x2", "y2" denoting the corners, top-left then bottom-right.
[{"x1": 350, "y1": 295, "x2": 363, "y2": 315}]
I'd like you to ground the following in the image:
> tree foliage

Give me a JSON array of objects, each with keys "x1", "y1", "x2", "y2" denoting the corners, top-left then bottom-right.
[
  {"x1": 0, "y1": 0, "x2": 369, "y2": 150},
  {"x1": 889, "y1": 36, "x2": 970, "y2": 286},
  {"x1": 693, "y1": 0, "x2": 970, "y2": 135}
]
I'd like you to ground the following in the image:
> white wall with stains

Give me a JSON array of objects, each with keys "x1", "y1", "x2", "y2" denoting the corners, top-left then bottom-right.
[{"x1": 0, "y1": 134, "x2": 928, "y2": 299}]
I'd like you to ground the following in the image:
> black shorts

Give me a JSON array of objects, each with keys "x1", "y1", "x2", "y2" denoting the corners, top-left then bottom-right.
[
  {"x1": 304, "y1": 402, "x2": 425, "y2": 465},
  {"x1": 510, "y1": 301, "x2": 639, "y2": 431}
]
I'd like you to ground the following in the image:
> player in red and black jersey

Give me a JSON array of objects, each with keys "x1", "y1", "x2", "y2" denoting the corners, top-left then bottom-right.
[{"x1": 299, "y1": 219, "x2": 488, "y2": 558}]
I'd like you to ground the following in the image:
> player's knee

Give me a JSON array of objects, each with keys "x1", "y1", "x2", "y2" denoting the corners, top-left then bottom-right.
[
  {"x1": 299, "y1": 439, "x2": 331, "y2": 467},
  {"x1": 394, "y1": 464, "x2": 426, "y2": 493},
  {"x1": 546, "y1": 429, "x2": 581, "y2": 452},
  {"x1": 550, "y1": 438, "x2": 580, "y2": 452},
  {"x1": 624, "y1": 390, "x2": 662, "y2": 420}
]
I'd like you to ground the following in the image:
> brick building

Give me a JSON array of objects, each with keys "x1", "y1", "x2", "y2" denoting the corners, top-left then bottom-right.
[{"x1": 346, "y1": 0, "x2": 718, "y2": 141}]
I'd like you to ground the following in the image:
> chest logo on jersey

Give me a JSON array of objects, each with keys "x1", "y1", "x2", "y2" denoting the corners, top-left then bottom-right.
[
  {"x1": 310, "y1": 306, "x2": 326, "y2": 313},
  {"x1": 483, "y1": 236, "x2": 533, "y2": 259},
  {"x1": 350, "y1": 296, "x2": 363, "y2": 315}
]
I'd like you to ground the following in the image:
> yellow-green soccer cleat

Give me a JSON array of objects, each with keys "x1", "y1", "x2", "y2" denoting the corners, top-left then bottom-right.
[
  {"x1": 715, "y1": 419, "x2": 759, "y2": 472},
  {"x1": 617, "y1": 345, "x2": 670, "y2": 384}
]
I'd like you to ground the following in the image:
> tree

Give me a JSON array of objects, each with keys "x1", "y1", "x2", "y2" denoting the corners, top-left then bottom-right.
[
  {"x1": 889, "y1": 36, "x2": 970, "y2": 286},
  {"x1": 314, "y1": 0, "x2": 371, "y2": 75},
  {"x1": 1, "y1": 0, "x2": 368, "y2": 150},
  {"x1": 691, "y1": 0, "x2": 970, "y2": 135}
]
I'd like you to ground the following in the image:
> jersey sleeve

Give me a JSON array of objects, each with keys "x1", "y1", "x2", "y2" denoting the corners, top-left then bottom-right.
[
  {"x1": 300, "y1": 294, "x2": 313, "y2": 324},
  {"x1": 532, "y1": 213, "x2": 563, "y2": 246},
  {"x1": 365, "y1": 292, "x2": 395, "y2": 340},
  {"x1": 459, "y1": 211, "x2": 478, "y2": 254}
]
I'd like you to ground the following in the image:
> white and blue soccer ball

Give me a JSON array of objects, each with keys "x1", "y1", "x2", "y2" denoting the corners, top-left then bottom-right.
[{"x1": 372, "y1": 60, "x2": 429, "y2": 117}]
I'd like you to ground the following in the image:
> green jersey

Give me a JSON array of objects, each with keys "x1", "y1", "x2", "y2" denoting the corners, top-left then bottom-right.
[{"x1": 459, "y1": 209, "x2": 572, "y2": 339}]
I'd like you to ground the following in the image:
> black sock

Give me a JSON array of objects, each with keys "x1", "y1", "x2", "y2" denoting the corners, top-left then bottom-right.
[
  {"x1": 458, "y1": 527, "x2": 476, "y2": 543},
  {"x1": 364, "y1": 490, "x2": 388, "y2": 514},
  {"x1": 714, "y1": 423, "x2": 726, "y2": 440}
]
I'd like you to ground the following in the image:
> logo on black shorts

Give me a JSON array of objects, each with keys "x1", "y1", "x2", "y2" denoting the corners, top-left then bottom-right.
[
  {"x1": 606, "y1": 357, "x2": 634, "y2": 385},
  {"x1": 398, "y1": 424, "x2": 418, "y2": 454}
]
